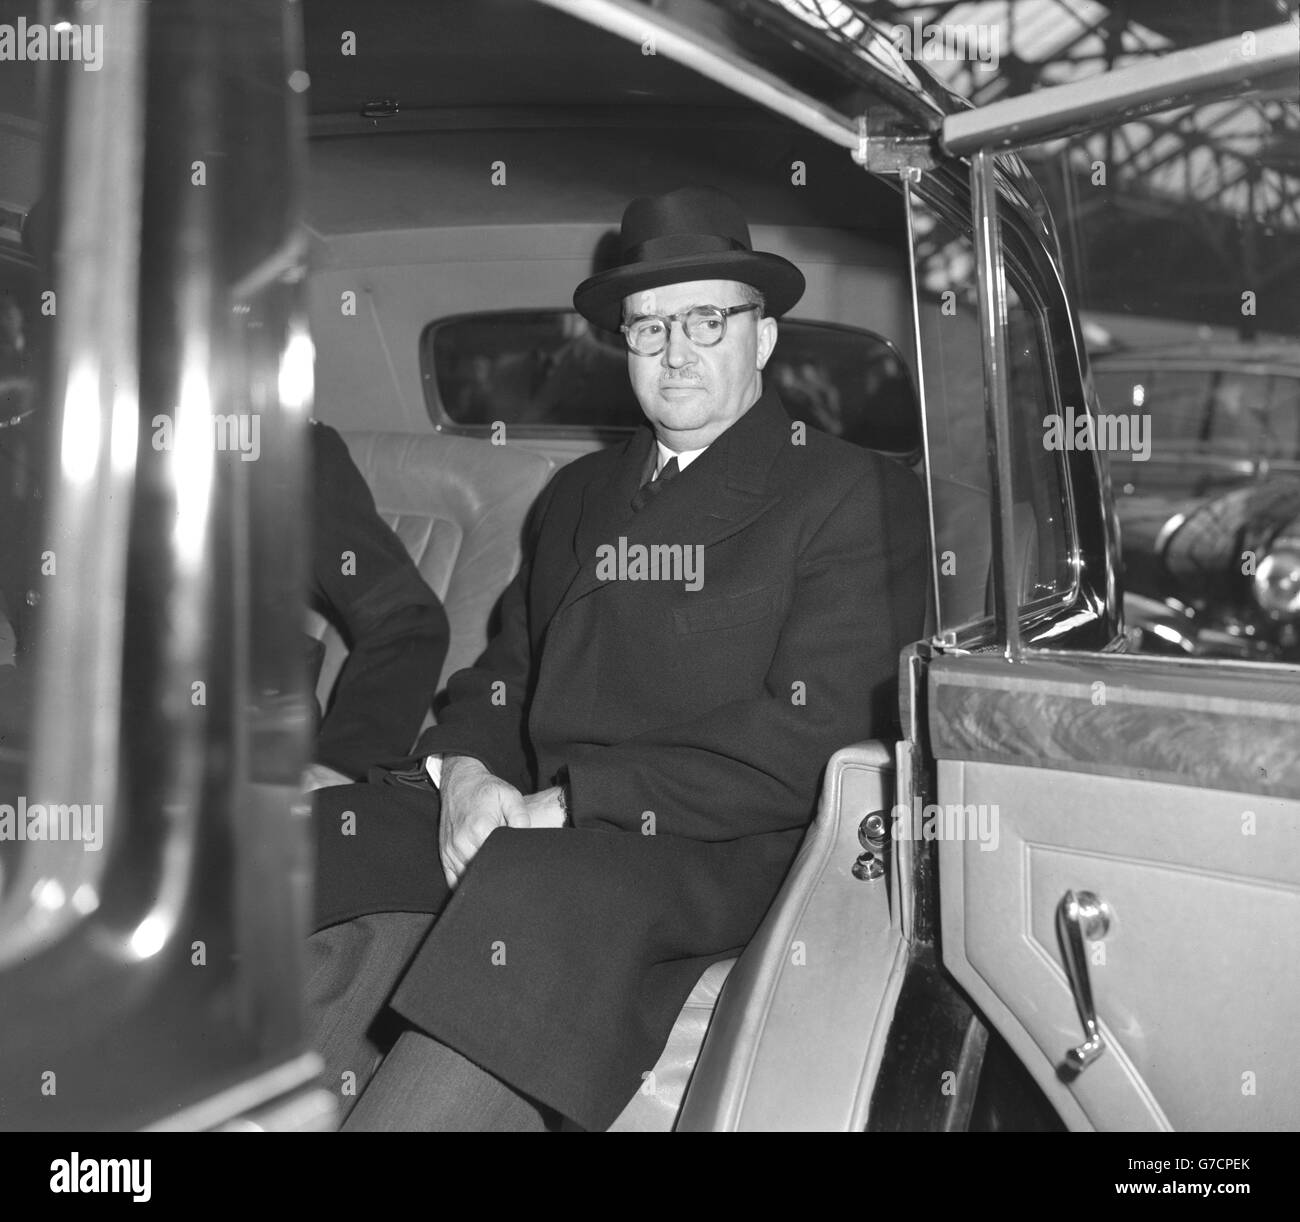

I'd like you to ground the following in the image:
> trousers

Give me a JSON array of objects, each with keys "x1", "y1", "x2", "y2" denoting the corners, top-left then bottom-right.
[{"x1": 306, "y1": 907, "x2": 558, "y2": 1131}]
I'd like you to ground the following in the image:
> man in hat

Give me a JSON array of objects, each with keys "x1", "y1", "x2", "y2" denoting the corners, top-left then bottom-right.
[{"x1": 310, "y1": 186, "x2": 928, "y2": 1131}]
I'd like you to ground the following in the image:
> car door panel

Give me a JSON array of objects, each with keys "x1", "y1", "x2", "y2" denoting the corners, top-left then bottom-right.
[
  {"x1": 932, "y1": 651, "x2": 1300, "y2": 1131},
  {"x1": 929, "y1": 653, "x2": 1299, "y2": 796},
  {"x1": 678, "y1": 741, "x2": 909, "y2": 1131}
]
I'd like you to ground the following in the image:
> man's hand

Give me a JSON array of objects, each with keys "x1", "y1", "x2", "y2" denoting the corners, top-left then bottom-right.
[
  {"x1": 513, "y1": 786, "x2": 568, "y2": 830},
  {"x1": 438, "y1": 756, "x2": 527, "y2": 888}
]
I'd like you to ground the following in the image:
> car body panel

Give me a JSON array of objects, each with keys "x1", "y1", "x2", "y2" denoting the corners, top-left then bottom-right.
[
  {"x1": 907, "y1": 22, "x2": 1300, "y2": 1136},
  {"x1": 934, "y1": 657, "x2": 1300, "y2": 1131},
  {"x1": 0, "y1": 0, "x2": 320, "y2": 1131}
]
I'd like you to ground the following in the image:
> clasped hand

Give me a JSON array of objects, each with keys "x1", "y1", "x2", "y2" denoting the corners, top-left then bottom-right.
[{"x1": 438, "y1": 756, "x2": 566, "y2": 888}]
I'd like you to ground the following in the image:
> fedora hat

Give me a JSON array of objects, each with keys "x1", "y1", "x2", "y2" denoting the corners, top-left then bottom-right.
[{"x1": 573, "y1": 186, "x2": 805, "y2": 333}]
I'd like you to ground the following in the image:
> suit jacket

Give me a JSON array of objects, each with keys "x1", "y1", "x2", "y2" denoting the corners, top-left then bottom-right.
[
  {"x1": 314, "y1": 388, "x2": 928, "y2": 1130},
  {"x1": 307, "y1": 421, "x2": 450, "y2": 777}
]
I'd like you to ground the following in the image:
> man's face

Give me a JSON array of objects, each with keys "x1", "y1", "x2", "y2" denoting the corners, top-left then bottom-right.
[{"x1": 623, "y1": 278, "x2": 778, "y2": 451}]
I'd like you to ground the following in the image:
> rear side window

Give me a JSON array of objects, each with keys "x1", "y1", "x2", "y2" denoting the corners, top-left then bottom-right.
[{"x1": 420, "y1": 309, "x2": 920, "y2": 455}]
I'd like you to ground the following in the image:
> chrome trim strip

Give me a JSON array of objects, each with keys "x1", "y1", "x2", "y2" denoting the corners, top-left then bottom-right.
[
  {"x1": 943, "y1": 23, "x2": 1300, "y2": 157},
  {"x1": 900, "y1": 170, "x2": 944, "y2": 635},
  {"x1": 534, "y1": 0, "x2": 861, "y2": 151},
  {"x1": 971, "y1": 150, "x2": 1021, "y2": 660},
  {"x1": 1153, "y1": 511, "x2": 1189, "y2": 556},
  {"x1": 1028, "y1": 643, "x2": 1300, "y2": 677}
]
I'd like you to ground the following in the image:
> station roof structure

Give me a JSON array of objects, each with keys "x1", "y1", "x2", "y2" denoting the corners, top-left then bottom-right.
[{"x1": 798, "y1": 0, "x2": 1300, "y2": 334}]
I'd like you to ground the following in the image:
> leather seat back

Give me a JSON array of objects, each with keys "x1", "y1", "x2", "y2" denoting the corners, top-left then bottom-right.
[{"x1": 308, "y1": 431, "x2": 556, "y2": 725}]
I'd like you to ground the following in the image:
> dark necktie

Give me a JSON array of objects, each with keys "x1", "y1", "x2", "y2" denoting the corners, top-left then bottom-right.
[{"x1": 630, "y1": 455, "x2": 680, "y2": 513}]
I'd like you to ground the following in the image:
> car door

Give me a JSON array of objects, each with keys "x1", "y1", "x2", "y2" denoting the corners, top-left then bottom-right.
[
  {"x1": 931, "y1": 650, "x2": 1300, "y2": 1131},
  {"x1": 926, "y1": 24, "x2": 1300, "y2": 1133},
  {"x1": 0, "y1": 0, "x2": 327, "y2": 1132}
]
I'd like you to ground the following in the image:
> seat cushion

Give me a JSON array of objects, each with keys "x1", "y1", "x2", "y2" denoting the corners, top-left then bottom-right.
[
  {"x1": 309, "y1": 430, "x2": 556, "y2": 717},
  {"x1": 606, "y1": 957, "x2": 737, "y2": 1132}
]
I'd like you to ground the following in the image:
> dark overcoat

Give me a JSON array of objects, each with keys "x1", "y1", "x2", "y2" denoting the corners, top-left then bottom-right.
[{"x1": 313, "y1": 388, "x2": 928, "y2": 1130}]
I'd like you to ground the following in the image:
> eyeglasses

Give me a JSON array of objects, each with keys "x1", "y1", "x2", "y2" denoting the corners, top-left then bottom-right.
[{"x1": 621, "y1": 303, "x2": 760, "y2": 356}]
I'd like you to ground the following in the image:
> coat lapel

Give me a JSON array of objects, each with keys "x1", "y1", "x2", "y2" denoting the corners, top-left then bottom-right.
[
  {"x1": 555, "y1": 388, "x2": 789, "y2": 615},
  {"x1": 552, "y1": 427, "x2": 652, "y2": 612}
]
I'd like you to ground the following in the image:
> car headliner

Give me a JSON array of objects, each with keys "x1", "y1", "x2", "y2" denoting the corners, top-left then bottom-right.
[
  {"x1": 304, "y1": 124, "x2": 907, "y2": 240},
  {"x1": 302, "y1": 0, "x2": 756, "y2": 117}
]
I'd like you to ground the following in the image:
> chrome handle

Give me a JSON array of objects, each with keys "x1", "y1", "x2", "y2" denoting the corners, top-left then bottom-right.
[
  {"x1": 852, "y1": 811, "x2": 889, "y2": 881},
  {"x1": 1055, "y1": 890, "x2": 1111, "y2": 1075}
]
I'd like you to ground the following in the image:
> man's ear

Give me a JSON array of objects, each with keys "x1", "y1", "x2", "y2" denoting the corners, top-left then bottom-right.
[{"x1": 755, "y1": 317, "x2": 778, "y2": 370}]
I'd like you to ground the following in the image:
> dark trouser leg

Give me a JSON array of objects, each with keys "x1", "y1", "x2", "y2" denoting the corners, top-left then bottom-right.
[
  {"x1": 308, "y1": 774, "x2": 446, "y2": 1124},
  {"x1": 307, "y1": 911, "x2": 435, "y2": 1125},
  {"x1": 342, "y1": 1027, "x2": 555, "y2": 1132}
]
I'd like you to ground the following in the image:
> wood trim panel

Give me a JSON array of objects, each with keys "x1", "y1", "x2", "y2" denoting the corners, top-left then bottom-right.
[{"x1": 929, "y1": 653, "x2": 1300, "y2": 799}]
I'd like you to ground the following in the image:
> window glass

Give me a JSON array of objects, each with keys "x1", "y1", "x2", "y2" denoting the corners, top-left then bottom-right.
[
  {"x1": 910, "y1": 197, "x2": 1074, "y2": 634},
  {"x1": 430, "y1": 312, "x2": 633, "y2": 432},
  {"x1": 1096, "y1": 368, "x2": 1299, "y2": 497},
  {"x1": 421, "y1": 310, "x2": 921, "y2": 454},
  {"x1": 1267, "y1": 375, "x2": 1300, "y2": 463},
  {"x1": 1004, "y1": 284, "x2": 1076, "y2": 606},
  {"x1": 1204, "y1": 372, "x2": 1274, "y2": 455},
  {"x1": 1040, "y1": 93, "x2": 1300, "y2": 664},
  {"x1": 1094, "y1": 369, "x2": 1208, "y2": 449}
]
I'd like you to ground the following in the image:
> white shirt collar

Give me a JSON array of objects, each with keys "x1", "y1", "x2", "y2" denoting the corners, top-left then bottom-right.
[{"x1": 654, "y1": 440, "x2": 707, "y2": 478}]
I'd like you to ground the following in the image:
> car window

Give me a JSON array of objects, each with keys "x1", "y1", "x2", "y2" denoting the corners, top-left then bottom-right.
[
  {"x1": 1206, "y1": 371, "x2": 1274, "y2": 455},
  {"x1": 1095, "y1": 368, "x2": 1209, "y2": 453},
  {"x1": 1267, "y1": 375, "x2": 1300, "y2": 463},
  {"x1": 420, "y1": 309, "x2": 921, "y2": 454},
  {"x1": 1096, "y1": 367, "x2": 1300, "y2": 496},
  {"x1": 910, "y1": 196, "x2": 1075, "y2": 635}
]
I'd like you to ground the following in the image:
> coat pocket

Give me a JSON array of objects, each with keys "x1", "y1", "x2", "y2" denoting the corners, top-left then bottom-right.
[{"x1": 672, "y1": 583, "x2": 785, "y2": 635}]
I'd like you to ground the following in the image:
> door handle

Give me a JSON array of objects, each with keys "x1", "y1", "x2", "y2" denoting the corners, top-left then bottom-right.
[{"x1": 1055, "y1": 890, "x2": 1112, "y2": 1075}]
